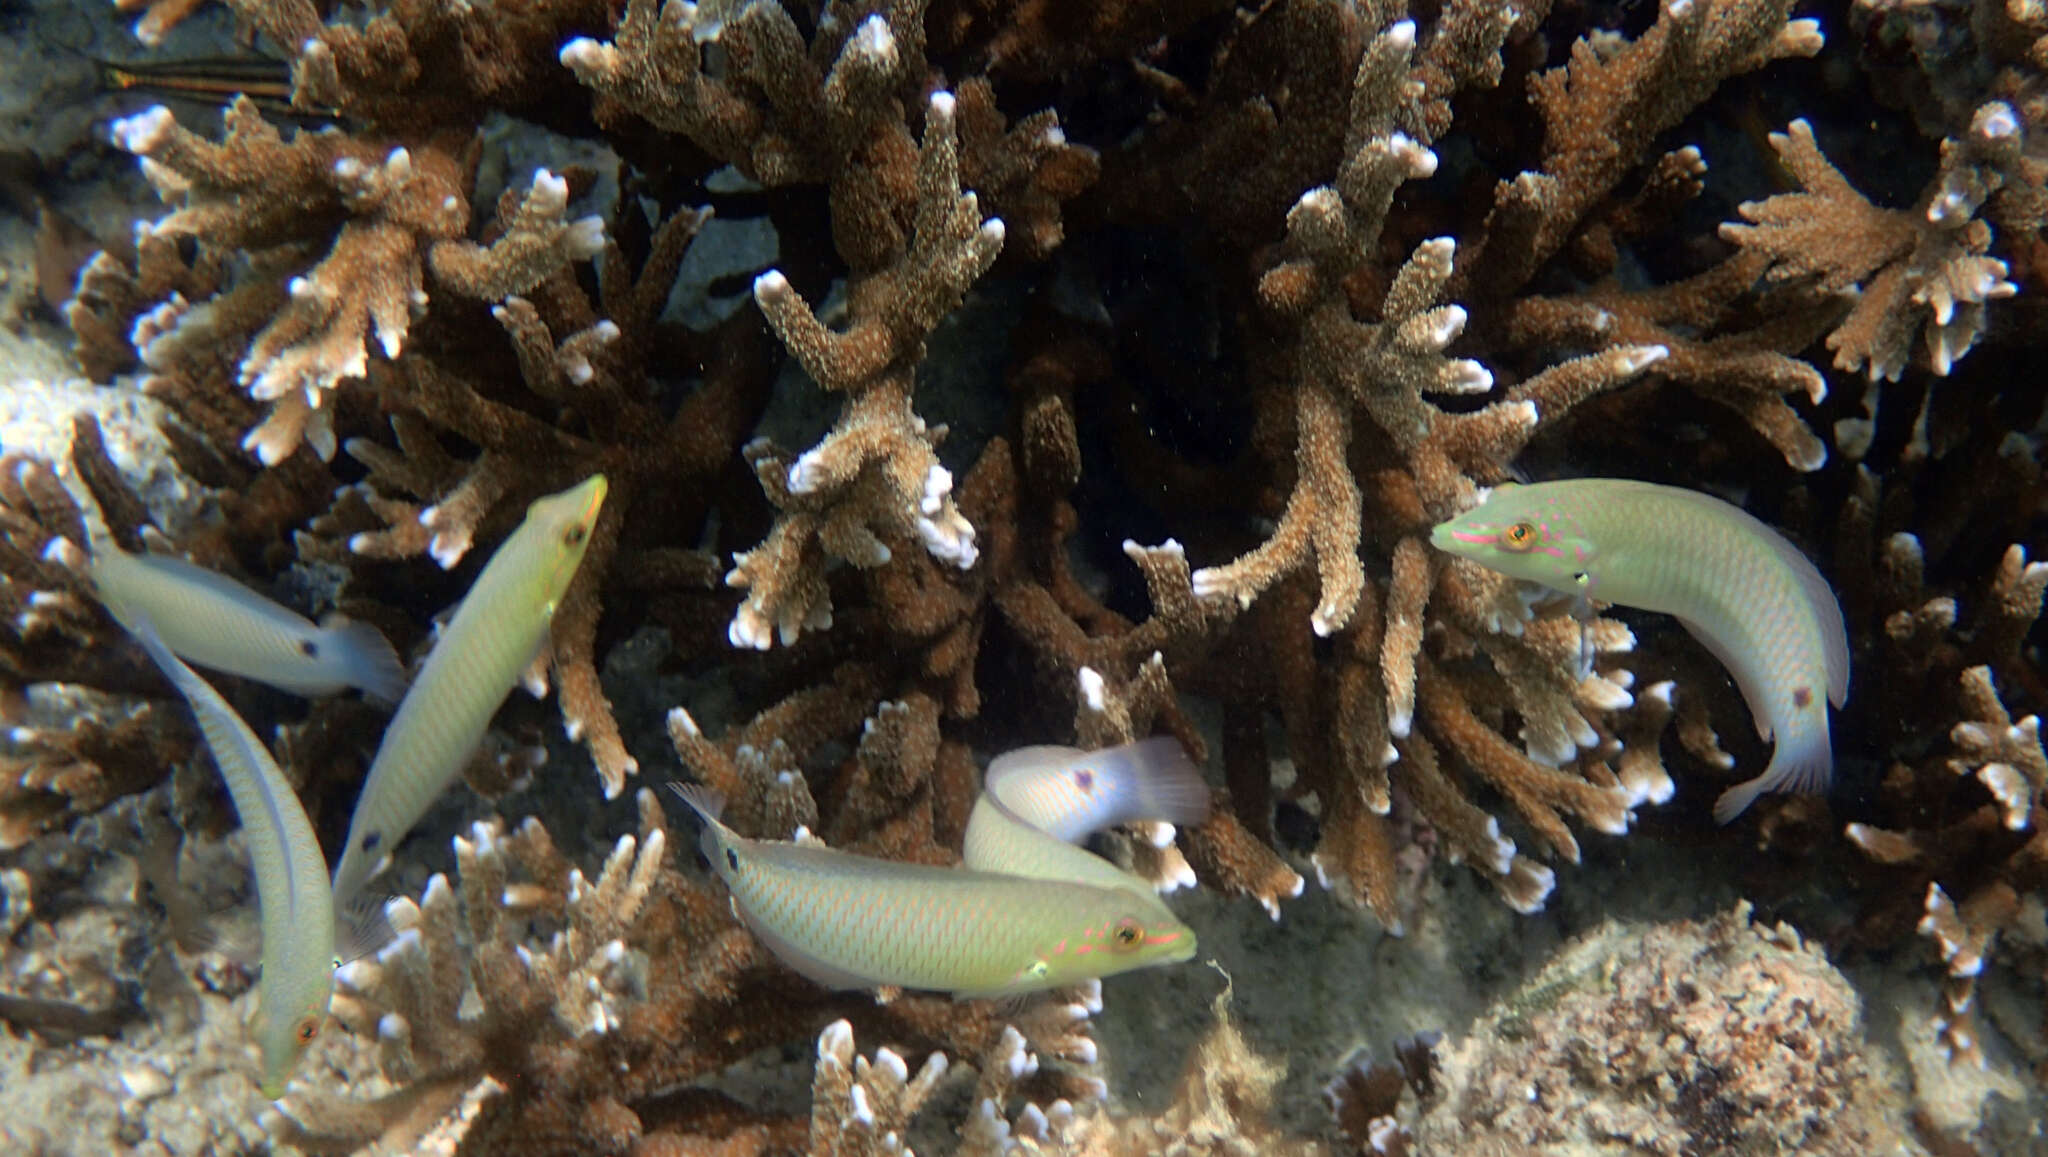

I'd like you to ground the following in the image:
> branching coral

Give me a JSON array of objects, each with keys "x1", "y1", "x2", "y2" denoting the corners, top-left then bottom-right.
[
  {"x1": 1104, "y1": 2, "x2": 1724, "y2": 921},
  {"x1": 19, "y1": 0, "x2": 2045, "y2": 1147},
  {"x1": 1722, "y1": 115, "x2": 2019, "y2": 384},
  {"x1": 0, "y1": 420, "x2": 203, "y2": 847},
  {"x1": 267, "y1": 684, "x2": 1126, "y2": 1153},
  {"x1": 109, "y1": 99, "x2": 604, "y2": 465},
  {"x1": 728, "y1": 89, "x2": 1001, "y2": 651}
]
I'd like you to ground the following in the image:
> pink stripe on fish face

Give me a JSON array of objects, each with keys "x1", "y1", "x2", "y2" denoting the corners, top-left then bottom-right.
[
  {"x1": 1143, "y1": 930, "x2": 1182, "y2": 947},
  {"x1": 1448, "y1": 530, "x2": 1498, "y2": 545}
]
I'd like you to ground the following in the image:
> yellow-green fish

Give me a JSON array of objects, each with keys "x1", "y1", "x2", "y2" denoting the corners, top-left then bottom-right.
[
  {"x1": 1430, "y1": 478, "x2": 1849, "y2": 822},
  {"x1": 113, "y1": 611, "x2": 333, "y2": 1098},
  {"x1": 667, "y1": 772, "x2": 1197, "y2": 999},
  {"x1": 90, "y1": 544, "x2": 406, "y2": 702},
  {"x1": 330, "y1": 476, "x2": 606, "y2": 923},
  {"x1": 962, "y1": 738, "x2": 1207, "y2": 919}
]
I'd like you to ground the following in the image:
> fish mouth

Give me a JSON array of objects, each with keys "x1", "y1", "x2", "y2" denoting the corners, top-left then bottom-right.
[
  {"x1": 1149, "y1": 928, "x2": 1198, "y2": 963},
  {"x1": 574, "y1": 473, "x2": 609, "y2": 525}
]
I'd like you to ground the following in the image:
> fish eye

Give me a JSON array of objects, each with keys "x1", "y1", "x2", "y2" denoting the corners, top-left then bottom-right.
[
  {"x1": 1500, "y1": 522, "x2": 1538, "y2": 553},
  {"x1": 1110, "y1": 918, "x2": 1143, "y2": 952},
  {"x1": 293, "y1": 1015, "x2": 321, "y2": 1045},
  {"x1": 563, "y1": 525, "x2": 588, "y2": 547}
]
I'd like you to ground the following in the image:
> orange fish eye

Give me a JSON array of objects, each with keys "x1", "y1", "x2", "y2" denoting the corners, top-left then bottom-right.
[
  {"x1": 294, "y1": 1015, "x2": 321, "y2": 1045},
  {"x1": 1110, "y1": 919, "x2": 1143, "y2": 952},
  {"x1": 1500, "y1": 522, "x2": 1538, "y2": 553}
]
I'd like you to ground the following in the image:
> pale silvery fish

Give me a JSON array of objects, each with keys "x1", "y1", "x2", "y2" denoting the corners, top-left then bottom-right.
[
  {"x1": 330, "y1": 475, "x2": 606, "y2": 928},
  {"x1": 91, "y1": 545, "x2": 406, "y2": 702},
  {"x1": 1430, "y1": 478, "x2": 1849, "y2": 822}
]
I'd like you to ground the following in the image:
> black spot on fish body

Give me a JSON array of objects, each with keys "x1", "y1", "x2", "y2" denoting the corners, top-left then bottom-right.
[
  {"x1": 300, "y1": 639, "x2": 319, "y2": 657},
  {"x1": 1073, "y1": 768, "x2": 1095, "y2": 793},
  {"x1": 725, "y1": 848, "x2": 739, "y2": 871},
  {"x1": 360, "y1": 832, "x2": 381, "y2": 853},
  {"x1": 1793, "y1": 686, "x2": 1812, "y2": 709}
]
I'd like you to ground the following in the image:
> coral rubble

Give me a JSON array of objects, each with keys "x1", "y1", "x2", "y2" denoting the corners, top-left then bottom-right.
[{"x1": 1419, "y1": 903, "x2": 1919, "y2": 1154}]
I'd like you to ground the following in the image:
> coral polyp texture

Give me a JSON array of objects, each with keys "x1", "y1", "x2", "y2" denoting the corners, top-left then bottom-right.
[{"x1": 0, "y1": 0, "x2": 2044, "y2": 1151}]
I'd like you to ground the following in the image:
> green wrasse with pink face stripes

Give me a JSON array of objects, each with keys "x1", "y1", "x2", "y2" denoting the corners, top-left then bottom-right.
[
  {"x1": 666, "y1": 735, "x2": 1204, "y2": 998},
  {"x1": 1431, "y1": 478, "x2": 1849, "y2": 823}
]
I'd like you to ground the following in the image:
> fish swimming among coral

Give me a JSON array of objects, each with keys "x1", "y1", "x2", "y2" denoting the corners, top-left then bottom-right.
[
  {"x1": 89, "y1": 542, "x2": 407, "y2": 702},
  {"x1": 329, "y1": 475, "x2": 607, "y2": 931},
  {"x1": 1431, "y1": 478, "x2": 1849, "y2": 822},
  {"x1": 104, "y1": 608, "x2": 333, "y2": 1098},
  {"x1": 667, "y1": 732, "x2": 1203, "y2": 998},
  {"x1": 963, "y1": 737, "x2": 1208, "y2": 921}
]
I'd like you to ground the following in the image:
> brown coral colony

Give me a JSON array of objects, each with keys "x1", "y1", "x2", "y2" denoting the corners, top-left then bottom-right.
[{"x1": 0, "y1": 0, "x2": 2044, "y2": 1152}]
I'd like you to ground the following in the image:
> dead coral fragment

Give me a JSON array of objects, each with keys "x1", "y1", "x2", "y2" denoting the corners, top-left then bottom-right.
[
  {"x1": 1419, "y1": 903, "x2": 1916, "y2": 1154},
  {"x1": 727, "y1": 90, "x2": 1002, "y2": 650},
  {"x1": 1722, "y1": 117, "x2": 2018, "y2": 382},
  {"x1": 109, "y1": 99, "x2": 603, "y2": 464}
]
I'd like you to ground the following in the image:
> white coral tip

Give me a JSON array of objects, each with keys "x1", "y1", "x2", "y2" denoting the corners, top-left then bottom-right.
[
  {"x1": 1623, "y1": 344, "x2": 1669, "y2": 373},
  {"x1": 559, "y1": 37, "x2": 609, "y2": 69},
  {"x1": 112, "y1": 106, "x2": 174, "y2": 154},
  {"x1": 1077, "y1": 666, "x2": 1107, "y2": 712},
  {"x1": 848, "y1": 14, "x2": 895, "y2": 63},
  {"x1": 1978, "y1": 103, "x2": 2019, "y2": 140},
  {"x1": 921, "y1": 464, "x2": 954, "y2": 514},
  {"x1": 668, "y1": 706, "x2": 701, "y2": 737},
  {"x1": 929, "y1": 89, "x2": 955, "y2": 118},
  {"x1": 568, "y1": 217, "x2": 607, "y2": 258},
  {"x1": 752, "y1": 269, "x2": 791, "y2": 300}
]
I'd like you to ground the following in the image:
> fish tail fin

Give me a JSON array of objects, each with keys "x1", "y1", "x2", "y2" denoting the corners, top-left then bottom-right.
[
  {"x1": 666, "y1": 781, "x2": 732, "y2": 866},
  {"x1": 1713, "y1": 730, "x2": 1833, "y2": 825},
  {"x1": 186, "y1": 912, "x2": 262, "y2": 966},
  {"x1": 1111, "y1": 736, "x2": 1211, "y2": 825},
  {"x1": 666, "y1": 780, "x2": 726, "y2": 824},
  {"x1": 318, "y1": 614, "x2": 408, "y2": 703},
  {"x1": 333, "y1": 889, "x2": 401, "y2": 964}
]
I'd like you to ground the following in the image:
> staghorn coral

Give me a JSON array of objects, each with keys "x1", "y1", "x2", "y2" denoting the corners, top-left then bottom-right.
[
  {"x1": 727, "y1": 87, "x2": 1000, "y2": 652},
  {"x1": 1721, "y1": 115, "x2": 2019, "y2": 385},
  {"x1": 14, "y1": 0, "x2": 2048, "y2": 1149},
  {"x1": 107, "y1": 99, "x2": 605, "y2": 466},
  {"x1": 0, "y1": 420, "x2": 208, "y2": 847},
  {"x1": 264, "y1": 690, "x2": 1127, "y2": 1154}
]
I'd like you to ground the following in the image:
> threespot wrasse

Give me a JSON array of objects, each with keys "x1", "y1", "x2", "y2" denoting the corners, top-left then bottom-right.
[
  {"x1": 110, "y1": 610, "x2": 333, "y2": 1098},
  {"x1": 963, "y1": 737, "x2": 1208, "y2": 923},
  {"x1": 668, "y1": 774, "x2": 1199, "y2": 999},
  {"x1": 330, "y1": 475, "x2": 607, "y2": 942},
  {"x1": 1430, "y1": 478, "x2": 1849, "y2": 822},
  {"x1": 89, "y1": 542, "x2": 407, "y2": 703}
]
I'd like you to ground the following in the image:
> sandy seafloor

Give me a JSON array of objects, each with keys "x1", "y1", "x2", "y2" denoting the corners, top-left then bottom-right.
[{"x1": 1, "y1": 1, "x2": 2046, "y2": 1154}]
